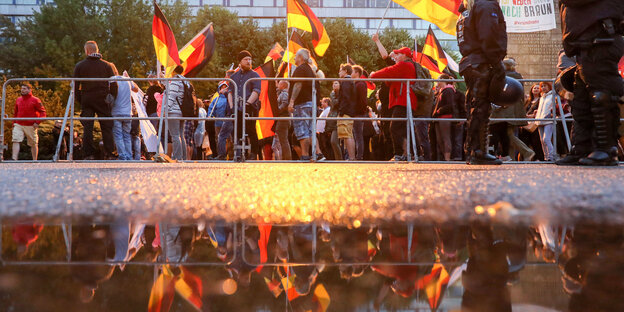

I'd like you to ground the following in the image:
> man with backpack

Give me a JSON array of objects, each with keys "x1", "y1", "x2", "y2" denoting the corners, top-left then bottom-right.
[
  {"x1": 370, "y1": 47, "x2": 418, "y2": 161},
  {"x1": 165, "y1": 65, "x2": 196, "y2": 160}
]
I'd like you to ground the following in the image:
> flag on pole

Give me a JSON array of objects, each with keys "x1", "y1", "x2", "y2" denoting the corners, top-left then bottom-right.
[
  {"x1": 282, "y1": 31, "x2": 306, "y2": 65},
  {"x1": 286, "y1": 0, "x2": 331, "y2": 56},
  {"x1": 265, "y1": 43, "x2": 285, "y2": 63},
  {"x1": 415, "y1": 40, "x2": 442, "y2": 79},
  {"x1": 152, "y1": 0, "x2": 181, "y2": 77},
  {"x1": 254, "y1": 61, "x2": 278, "y2": 140},
  {"x1": 178, "y1": 23, "x2": 215, "y2": 78},
  {"x1": 422, "y1": 26, "x2": 448, "y2": 73},
  {"x1": 281, "y1": 274, "x2": 301, "y2": 301},
  {"x1": 392, "y1": 0, "x2": 462, "y2": 36}
]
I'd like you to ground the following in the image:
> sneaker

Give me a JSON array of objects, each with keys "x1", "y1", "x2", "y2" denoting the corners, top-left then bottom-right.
[
  {"x1": 555, "y1": 153, "x2": 585, "y2": 166},
  {"x1": 391, "y1": 155, "x2": 407, "y2": 162},
  {"x1": 316, "y1": 154, "x2": 326, "y2": 161},
  {"x1": 500, "y1": 156, "x2": 512, "y2": 162},
  {"x1": 579, "y1": 148, "x2": 619, "y2": 166}
]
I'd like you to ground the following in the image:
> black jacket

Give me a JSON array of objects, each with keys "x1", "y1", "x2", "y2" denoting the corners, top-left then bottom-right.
[
  {"x1": 73, "y1": 55, "x2": 117, "y2": 98},
  {"x1": 560, "y1": 0, "x2": 624, "y2": 56},
  {"x1": 339, "y1": 76, "x2": 358, "y2": 117},
  {"x1": 457, "y1": 0, "x2": 507, "y2": 73}
]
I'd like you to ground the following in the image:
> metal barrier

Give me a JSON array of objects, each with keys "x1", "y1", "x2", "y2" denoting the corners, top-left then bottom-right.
[
  {"x1": 1, "y1": 77, "x2": 238, "y2": 162},
  {"x1": 4, "y1": 76, "x2": 619, "y2": 163}
]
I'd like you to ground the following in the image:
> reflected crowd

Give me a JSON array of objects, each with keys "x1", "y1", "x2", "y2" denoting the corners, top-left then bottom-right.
[{"x1": 1, "y1": 220, "x2": 623, "y2": 311}]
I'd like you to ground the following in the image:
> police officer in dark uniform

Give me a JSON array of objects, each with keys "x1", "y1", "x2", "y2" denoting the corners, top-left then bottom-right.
[
  {"x1": 556, "y1": 0, "x2": 624, "y2": 166},
  {"x1": 456, "y1": 0, "x2": 508, "y2": 165}
]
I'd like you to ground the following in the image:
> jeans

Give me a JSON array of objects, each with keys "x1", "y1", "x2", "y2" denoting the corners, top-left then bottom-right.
[
  {"x1": 112, "y1": 115, "x2": 132, "y2": 160},
  {"x1": 353, "y1": 114, "x2": 366, "y2": 160},
  {"x1": 168, "y1": 112, "x2": 186, "y2": 160},
  {"x1": 132, "y1": 135, "x2": 141, "y2": 160},
  {"x1": 275, "y1": 120, "x2": 291, "y2": 160},
  {"x1": 538, "y1": 124, "x2": 555, "y2": 161},
  {"x1": 218, "y1": 120, "x2": 233, "y2": 157}
]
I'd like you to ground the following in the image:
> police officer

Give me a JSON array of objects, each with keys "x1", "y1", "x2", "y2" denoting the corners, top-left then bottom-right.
[
  {"x1": 456, "y1": 0, "x2": 508, "y2": 165},
  {"x1": 556, "y1": 0, "x2": 624, "y2": 166}
]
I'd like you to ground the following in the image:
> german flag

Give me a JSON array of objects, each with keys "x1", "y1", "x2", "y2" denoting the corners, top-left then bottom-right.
[
  {"x1": 282, "y1": 31, "x2": 306, "y2": 65},
  {"x1": 256, "y1": 224, "x2": 272, "y2": 273},
  {"x1": 254, "y1": 61, "x2": 278, "y2": 140},
  {"x1": 178, "y1": 23, "x2": 215, "y2": 78},
  {"x1": 286, "y1": 0, "x2": 331, "y2": 56},
  {"x1": 422, "y1": 26, "x2": 448, "y2": 73},
  {"x1": 152, "y1": 0, "x2": 180, "y2": 77},
  {"x1": 265, "y1": 43, "x2": 285, "y2": 63},
  {"x1": 281, "y1": 274, "x2": 300, "y2": 301},
  {"x1": 312, "y1": 284, "x2": 330, "y2": 312},
  {"x1": 392, "y1": 0, "x2": 462, "y2": 36},
  {"x1": 415, "y1": 41, "x2": 443, "y2": 79}
]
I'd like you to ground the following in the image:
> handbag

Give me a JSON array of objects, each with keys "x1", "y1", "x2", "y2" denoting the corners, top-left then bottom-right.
[
  {"x1": 104, "y1": 93, "x2": 115, "y2": 112},
  {"x1": 523, "y1": 122, "x2": 538, "y2": 133}
]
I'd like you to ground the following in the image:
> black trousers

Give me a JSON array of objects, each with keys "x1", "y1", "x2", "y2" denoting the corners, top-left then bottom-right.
[
  {"x1": 390, "y1": 106, "x2": 407, "y2": 156},
  {"x1": 80, "y1": 92, "x2": 114, "y2": 158},
  {"x1": 205, "y1": 120, "x2": 217, "y2": 156},
  {"x1": 463, "y1": 64, "x2": 495, "y2": 154},
  {"x1": 571, "y1": 35, "x2": 624, "y2": 152},
  {"x1": 235, "y1": 109, "x2": 259, "y2": 157}
]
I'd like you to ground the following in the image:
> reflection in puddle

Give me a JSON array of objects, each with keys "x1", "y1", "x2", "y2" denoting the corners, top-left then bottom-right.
[{"x1": 1, "y1": 220, "x2": 623, "y2": 311}]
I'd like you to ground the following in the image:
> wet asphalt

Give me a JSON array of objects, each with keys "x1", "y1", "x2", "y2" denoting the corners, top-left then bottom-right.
[{"x1": 0, "y1": 163, "x2": 623, "y2": 224}]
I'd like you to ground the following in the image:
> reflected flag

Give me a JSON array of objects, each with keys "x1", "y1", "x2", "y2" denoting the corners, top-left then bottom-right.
[
  {"x1": 415, "y1": 262, "x2": 450, "y2": 310},
  {"x1": 178, "y1": 23, "x2": 215, "y2": 78},
  {"x1": 148, "y1": 266, "x2": 176, "y2": 312},
  {"x1": 422, "y1": 26, "x2": 448, "y2": 73},
  {"x1": 254, "y1": 61, "x2": 278, "y2": 140},
  {"x1": 619, "y1": 55, "x2": 624, "y2": 78},
  {"x1": 256, "y1": 224, "x2": 272, "y2": 273},
  {"x1": 281, "y1": 274, "x2": 300, "y2": 301},
  {"x1": 313, "y1": 283, "x2": 330, "y2": 312},
  {"x1": 174, "y1": 267, "x2": 203, "y2": 311},
  {"x1": 152, "y1": 0, "x2": 180, "y2": 77},
  {"x1": 392, "y1": 0, "x2": 462, "y2": 36},
  {"x1": 287, "y1": 0, "x2": 331, "y2": 56},
  {"x1": 265, "y1": 43, "x2": 285, "y2": 63},
  {"x1": 264, "y1": 276, "x2": 284, "y2": 298}
]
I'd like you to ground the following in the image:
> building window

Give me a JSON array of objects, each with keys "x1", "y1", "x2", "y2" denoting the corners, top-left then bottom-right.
[
  {"x1": 254, "y1": 0, "x2": 274, "y2": 6},
  {"x1": 15, "y1": 0, "x2": 38, "y2": 4},
  {"x1": 369, "y1": 18, "x2": 390, "y2": 29},
  {"x1": 345, "y1": 0, "x2": 366, "y2": 7},
  {"x1": 255, "y1": 17, "x2": 275, "y2": 27},
  {"x1": 0, "y1": 0, "x2": 15, "y2": 4},
  {"x1": 305, "y1": 0, "x2": 321, "y2": 6},
  {"x1": 392, "y1": 19, "x2": 413, "y2": 29},
  {"x1": 323, "y1": 0, "x2": 343, "y2": 7},
  {"x1": 204, "y1": 0, "x2": 224, "y2": 5},
  {"x1": 229, "y1": 0, "x2": 250, "y2": 6},
  {"x1": 345, "y1": 18, "x2": 367, "y2": 29},
  {"x1": 184, "y1": 0, "x2": 201, "y2": 6}
]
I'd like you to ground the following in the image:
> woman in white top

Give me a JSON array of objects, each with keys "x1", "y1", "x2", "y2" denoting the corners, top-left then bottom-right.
[
  {"x1": 534, "y1": 82, "x2": 556, "y2": 161},
  {"x1": 194, "y1": 99, "x2": 207, "y2": 160}
]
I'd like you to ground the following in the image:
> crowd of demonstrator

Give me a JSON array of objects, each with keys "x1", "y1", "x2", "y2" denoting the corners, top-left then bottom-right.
[{"x1": 6, "y1": 39, "x2": 616, "y2": 162}]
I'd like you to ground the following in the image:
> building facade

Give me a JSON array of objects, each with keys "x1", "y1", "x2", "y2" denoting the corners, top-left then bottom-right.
[{"x1": 0, "y1": 0, "x2": 458, "y2": 49}]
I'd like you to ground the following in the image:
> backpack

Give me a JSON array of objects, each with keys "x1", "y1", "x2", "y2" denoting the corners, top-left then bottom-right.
[
  {"x1": 177, "y1": 80, "x2": 197, "y2": 117},
  {"x1": 407, "y1": 60, "x2": 433, "y2": 100}
]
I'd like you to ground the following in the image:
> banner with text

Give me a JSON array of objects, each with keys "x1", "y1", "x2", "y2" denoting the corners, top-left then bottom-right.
[{"x1": 500, "y1": 0, "x2": 556, "y2": 33}]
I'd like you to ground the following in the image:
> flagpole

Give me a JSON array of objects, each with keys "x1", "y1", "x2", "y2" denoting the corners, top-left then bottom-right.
[{"x1": 376, "y1": 0, "x2": 393, "y2": 35}]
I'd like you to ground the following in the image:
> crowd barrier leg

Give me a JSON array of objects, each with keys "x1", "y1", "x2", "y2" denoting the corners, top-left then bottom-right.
[
  {"x1": 53, "y1": 88, "x2": 73, "y2": 162},
  {"x1": 68, "y1": 80, "x2": 75, "y2": 161}
]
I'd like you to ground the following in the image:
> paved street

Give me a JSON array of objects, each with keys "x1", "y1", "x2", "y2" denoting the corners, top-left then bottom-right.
[{"x1": 0, "y1": 163, "x2": 623, "y2": 224}]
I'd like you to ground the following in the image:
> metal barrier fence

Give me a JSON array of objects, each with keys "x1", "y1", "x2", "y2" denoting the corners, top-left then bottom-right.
[
  {"x1": 1, "y1": 77, "x2": 238, "y2": 162},
  {"x1": 1, "y1": 75, "x2": 608, "y2": 163},
  {"x1": 0, "y1": 221, "x2": 557, "y2": 268}
]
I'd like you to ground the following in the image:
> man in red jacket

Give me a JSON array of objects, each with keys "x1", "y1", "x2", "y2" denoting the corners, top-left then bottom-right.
[
  {"x1": 370, "y1": 47, "x2": 417, "y2": 161},
  {"x1": 12, "y1": 83, "x2": 46, "y2": 161}
]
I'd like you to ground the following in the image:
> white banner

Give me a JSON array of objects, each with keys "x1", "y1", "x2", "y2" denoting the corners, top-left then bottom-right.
[
  {"x1": 500, "y1": 0, "x2": 557, "y2": 33},
  {"x1": 131, "y1": 89, "x2": 163, "y2": 153}
]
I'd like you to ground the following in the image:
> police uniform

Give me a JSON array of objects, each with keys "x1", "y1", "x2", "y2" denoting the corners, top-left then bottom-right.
[
  {"x1": 456, "y1": 0, "x2": 508, "y2": 165},
  {"x1": 558, "y1": 0, "x2": 624, "y2": 166}
]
